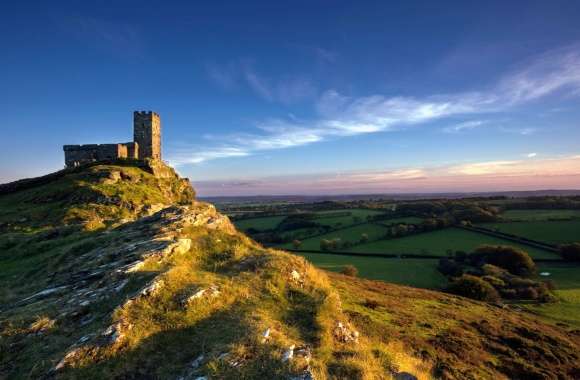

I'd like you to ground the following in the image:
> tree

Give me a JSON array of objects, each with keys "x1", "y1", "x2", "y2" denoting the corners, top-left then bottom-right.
[
  {"x1": 559, "y1": 243, "x2": 580, "y2": 261},
  {"x1": 341, "y1": 265, "x2": 358, "y2": 277},
  {"x1": 359, "y1": 233, "x2": 369, "y2": 244},
  {"x1": 292, "y1": 239, "x2": 302, "y2": 249},
  {"x1": 438, "y1": 258, "x2": 462, "y2": 277},
  {"x1": 447, "y1": 274, "x2": 500, "y2": 302},
  {"x1": 422, "y1": 218, "x2": 438, "y2": 231},
  {"x1": 470, "y1": 245, "x2": 536, "y2": 277}
]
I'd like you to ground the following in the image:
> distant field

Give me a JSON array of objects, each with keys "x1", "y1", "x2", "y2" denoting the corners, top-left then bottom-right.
[
  {"x1": 378, "y1": 216, "x2": 424, "y2": 225},
  {"x1": 233, "y1": 208, "x2": 385, "y2": 232},
  {"x1": 282, "y1": 223, "x2": 389, "y2": 250},
  {"x1": 479, "y1": 220, "x2": 580, "y2": 244},
  {"x1": 501, "y1": 209, "x2": 580, "y2": 221},
  {"x1": 349, "y1": 228, "x2": 558, "y2": 259},
  {"x1": 313, "y1": 208, "x2": 385, "y2": 227},
  {"x1": 535, "y1": 263, "x2": 580, "y2": 301},
  {"x1": 234, "y1": 215, "x2": 286, "y2": 231},
  {"x1": 296, "y1": 252, "x2": 446, "y2": 289},
  {"x1": 525, "y1": 263, "x2": 580, "y2": 328}
]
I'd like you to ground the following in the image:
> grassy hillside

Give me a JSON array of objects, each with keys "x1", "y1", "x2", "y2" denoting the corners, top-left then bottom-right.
[
  {"x1": 0, "y1": 161, "x2": 194, "y2": 233},
  {"x1": 331, "y1": 273, "x2": 580, "y2": 380},
  {"x1": 1, "y1": 164, "x2": 579, "y2": 379}
]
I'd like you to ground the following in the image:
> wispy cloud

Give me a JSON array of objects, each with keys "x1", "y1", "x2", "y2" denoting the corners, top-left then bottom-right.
[
  {"x1": 526, "y1": 152, "x2": 538, "y2": 158},
  {"x1": 206, "y1": 62, "x2": 238, "y2": 90},
  {"x1": 499, "y1": 126, "x2": 537, "y2": 135},
  {"x1": 63, "y1": 15, "x2": 144, "y2": 57},
  {"x1": 193, "y1": 154, "x2": 580, "y2": 196},
  {"x1": 497, "y1": 45, "x2": 580, "y2": 104},
  {"x1": 311, "y1": 47, "x2": 338, "y2": 64},
  {"x1": 206, "y1": 60, "x2": 317, "y2": 104},
  {"x1": 442, "y1": 120, "x2": 486, "y2": 133},
  {"x1": 176, "y1": 45, "x2": 580, "y2": 166}
]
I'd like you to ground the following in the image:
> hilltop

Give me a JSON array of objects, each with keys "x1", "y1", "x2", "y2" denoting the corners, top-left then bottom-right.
[{"x1": 1, "y1": 162, "x2": 579, "y2": 379}]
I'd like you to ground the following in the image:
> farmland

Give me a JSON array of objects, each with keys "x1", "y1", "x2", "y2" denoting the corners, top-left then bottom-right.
[
  {"x1": 311, "y1": 208, "x2": 384, "y2": 227},
  {"x1": 233, "y1": 208, "x2": 384, "y2": 232},
  {"x1": 296, "y1": 252, "x2": 446, "y2": 289},
  {"x1": 525, "y1": 263, "x2": 580, "y2": 328},
  {"x1": 227, "y1": 198, "x2": 580, "y2": 327},
  {"x1": 349, "y1": 228, "x2": 559, "y2": 259},
  {"x1": 234, "y1": 215, "x2": 286, "y2": 231},
  {"x1": 282, "y1": 223, "x2": 389, "y2": 250},
  {"x1": 478, "y1": 220, "x2": 580, "y2": 244},
  {"x1": 377, "y1": 216, "x2": 424, "y2": 225},
  {"x1": 501, "y1": 209, "x2": 580, "y2": 221}
]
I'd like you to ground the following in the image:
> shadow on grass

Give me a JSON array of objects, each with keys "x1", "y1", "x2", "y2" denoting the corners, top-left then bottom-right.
[{"x1": 60, "y1": 305, "x2": 290, "y2": 380}]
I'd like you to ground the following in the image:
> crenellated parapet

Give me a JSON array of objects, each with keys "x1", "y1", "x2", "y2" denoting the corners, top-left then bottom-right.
[{"x1": 63, "y1": 112, "x2": 160, "y2": 167}]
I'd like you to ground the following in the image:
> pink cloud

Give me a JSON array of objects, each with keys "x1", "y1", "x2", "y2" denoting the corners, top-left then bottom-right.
[{"x1": 193, "y1": 155, "x2": 580, "y2": 196}]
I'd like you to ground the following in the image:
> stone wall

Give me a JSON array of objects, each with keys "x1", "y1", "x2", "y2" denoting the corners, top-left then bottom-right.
[
  {"x1": 64, "y1": 144, "x2": 129, "y2": 167},
  {"x1": 124, "y1": 142, "x2": 139, "y2": 160},
  {"x1": 133, "y1": 111, "x2": 161, "y2": 160}
]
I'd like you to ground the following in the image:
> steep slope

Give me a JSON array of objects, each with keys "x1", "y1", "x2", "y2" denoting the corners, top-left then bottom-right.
[{"x1": 1, "y1": 163, "x2": 579, "y2": 380}]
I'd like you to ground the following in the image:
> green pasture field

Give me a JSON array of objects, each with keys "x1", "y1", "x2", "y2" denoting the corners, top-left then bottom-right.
[
  {"x1": 313, "y1": 208, "x2": 385, "y2": 227},
  {"x1": 234, "y1": 209, "x2": 385, "y2": 232},
  {"x1": 500, "y1": 209, "x2": 580, "y2": 221},
  {"x1": 279, "y1": 227, "x2": 324, "y2": 241},
  {"x1": 349, "y1": 228, "x2": 558, "y2": 259},
  {"x1": 378, "y1": 216, "x2": 424, "y2": 225},
  {"x1": 478, "y1": 220, "x2": 580, "y2": 244},
  {"x1": 296, "y1": 252, "x2": 446, "y2": 289},
  {"x1": 282, "y1": 223, "x2": 389, "y2": 250},
  {"x1": 524, "y1": 262, "x2": 580, "y2": 328},
  {"x1": 234, "y1": 215, "x2": 286, "y2": 231}
]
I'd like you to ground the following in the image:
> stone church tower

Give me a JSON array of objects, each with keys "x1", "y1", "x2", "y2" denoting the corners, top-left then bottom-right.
[{"x1": 133, "y1": 111, "x2": 161, "y2": 160}]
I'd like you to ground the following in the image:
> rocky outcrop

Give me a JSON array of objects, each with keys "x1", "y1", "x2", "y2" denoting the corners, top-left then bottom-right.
[{"x1": 4, "y1": 204, "x2": 233, "y2": 319}]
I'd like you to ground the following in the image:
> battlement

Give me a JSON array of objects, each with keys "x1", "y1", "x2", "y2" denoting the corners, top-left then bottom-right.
[
  {"x1": 134, "y1": 110, "x2": 160, "y2": 117},
  {"x1": 63, "y1": 111, "x2": 160, "y2": 167}
]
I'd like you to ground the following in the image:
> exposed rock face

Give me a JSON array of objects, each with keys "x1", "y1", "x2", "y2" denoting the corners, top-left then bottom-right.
[
  {"x1": 22, "y1": 202, "x2": 236, "y2": 373},
  {"x1": 3, "y1": 203, "x2": 234, "y2": 320}
]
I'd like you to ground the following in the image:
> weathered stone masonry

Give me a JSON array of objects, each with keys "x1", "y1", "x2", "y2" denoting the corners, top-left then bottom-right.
[{"x1": 63, "y1": 111, "x2": 161, "y2": 167}]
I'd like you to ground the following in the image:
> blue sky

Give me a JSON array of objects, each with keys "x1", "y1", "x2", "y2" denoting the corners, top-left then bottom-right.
[{"x1": 1, "y1": 1, "x2": 580, "y2": 195}]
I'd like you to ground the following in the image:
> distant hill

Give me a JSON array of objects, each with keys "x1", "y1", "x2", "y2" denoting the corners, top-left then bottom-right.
[
  {"x1": 202, "y1": 189, "x2": 580, "y2": 205},
  {"x1": 1, "y1": 162, "x2": 579, "y2": 379}
]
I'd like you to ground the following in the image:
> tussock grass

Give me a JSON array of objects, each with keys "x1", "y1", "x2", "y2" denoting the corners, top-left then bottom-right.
[{"x1": 44, "y1": 222, "x2": 433, "y2": 379}]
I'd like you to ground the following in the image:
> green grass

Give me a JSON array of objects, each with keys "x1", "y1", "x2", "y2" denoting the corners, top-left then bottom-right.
[
  {"x1": 296, "y1": 252, "x2": 446, "y2": 289},
  {"x1": 478, "y1": 220, "x2": 580, "y2": 244},
  {"x1": 535, "y1": 263, "x2": 580, "y2": 301},
  {"x1": 378, "y1": 216, "x2": 424, "y2": 225},
  {"x1": 349, "y1": 228, "x2": 558, "y2": 259},
  {"x1": 500, "y1": 209, "x2": 580, "y2": 221},
  {"x1": 234, "y1": 216, "x2": 287, "y2": 231},
  {"x1": 0, "y1": 164, "x2": 193, "y2": 232},
  {"x1": 524, "y1": 262, "x2": 580, "y2": 328},
  {"x1": 233, "y1": 209, "x2": 385, "y2": 232},
  {"x1": 282, "y1": 223, "x2": 389, "y2": 250},
  {"x1": 313, "y1": 209, "x2": 385, "y2": 227}
]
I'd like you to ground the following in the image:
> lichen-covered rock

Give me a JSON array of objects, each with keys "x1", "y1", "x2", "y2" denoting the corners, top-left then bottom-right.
[{"x1": 333, "y1": 321, "x2": 359, "y2": 344}]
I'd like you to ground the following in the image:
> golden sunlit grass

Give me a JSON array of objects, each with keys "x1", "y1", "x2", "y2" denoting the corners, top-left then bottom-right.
[{"x1": 53, "y1": 222, "x2": 432, "y2": 379}]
